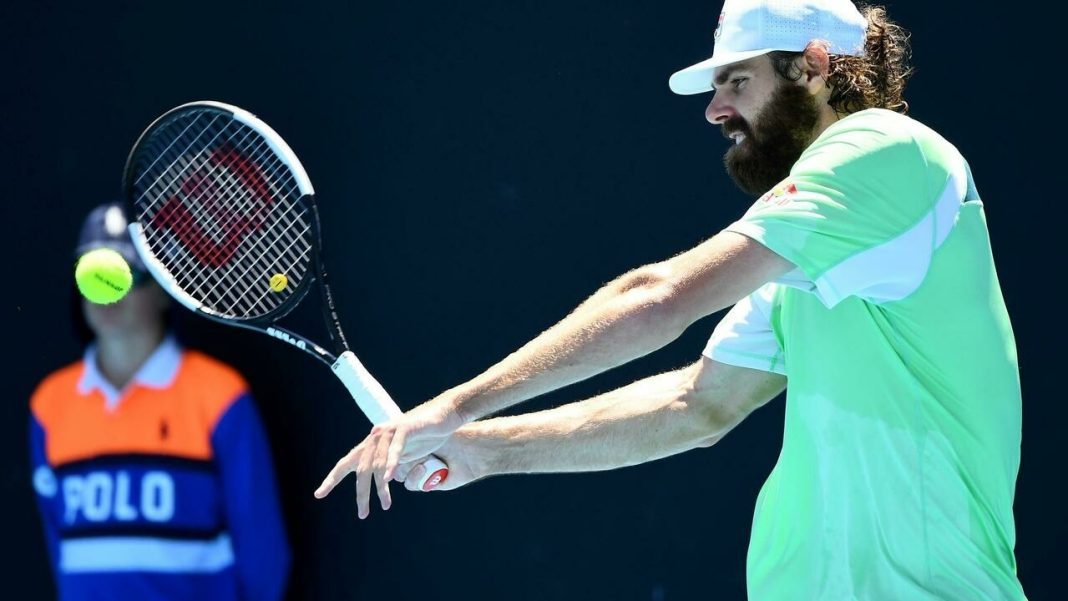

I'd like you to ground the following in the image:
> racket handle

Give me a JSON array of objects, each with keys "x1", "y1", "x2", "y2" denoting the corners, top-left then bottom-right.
[{"x1": 332, "y1": 351, "x2": 449, "y2": 491}]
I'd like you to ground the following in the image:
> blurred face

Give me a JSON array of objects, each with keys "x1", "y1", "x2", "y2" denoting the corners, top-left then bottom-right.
[
  {"x1": 82, "y1": 276, "x2": 169, "y2": 340},
  {"x1": 704, "y1": 55, "x2": 822, "y2": 196}
]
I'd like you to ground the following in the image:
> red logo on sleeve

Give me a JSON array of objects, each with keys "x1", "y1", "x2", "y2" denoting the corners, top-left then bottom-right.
[{"x1": 758, "y1": 182, "x2": 797, "y2": 206}]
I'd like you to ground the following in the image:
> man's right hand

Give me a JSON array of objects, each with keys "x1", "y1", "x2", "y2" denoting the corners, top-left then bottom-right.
[{"x1": 313, "y1": 397, "x2": 466, "y2": 517}]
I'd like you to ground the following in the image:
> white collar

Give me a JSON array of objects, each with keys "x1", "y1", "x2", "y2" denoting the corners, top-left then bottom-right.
[{"x1": 77, "y1": 335, "x2": 183, "y2": 411}]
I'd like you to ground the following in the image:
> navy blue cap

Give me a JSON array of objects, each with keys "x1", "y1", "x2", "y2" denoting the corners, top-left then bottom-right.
[{"x1": 74, "y1": 202, "x2": 147, "y2": 273}]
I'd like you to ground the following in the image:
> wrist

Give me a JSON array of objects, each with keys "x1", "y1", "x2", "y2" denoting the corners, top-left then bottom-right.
[
  {"x1": 433, "y1": 388, "x2": 478, "y2": 426},
  {"x1": 454, "y1": 423, "x2": 506, "y2": 480}
]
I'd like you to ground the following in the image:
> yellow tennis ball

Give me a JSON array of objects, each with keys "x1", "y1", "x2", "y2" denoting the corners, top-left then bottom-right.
[
  {"x1": 269, "y1": 273, "x2": 288, "y2": 292},
  {"x1": 75, "y1": 248, "x2": 133, "y2": 304}
]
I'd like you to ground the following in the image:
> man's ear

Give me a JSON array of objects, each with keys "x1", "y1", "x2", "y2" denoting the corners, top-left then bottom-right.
[{"x1": 799, "y1": 42, "x2": 831, "y2": 89}]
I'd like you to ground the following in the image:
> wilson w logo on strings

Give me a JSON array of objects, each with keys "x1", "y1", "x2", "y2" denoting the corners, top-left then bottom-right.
[{"x1": 151, "y1": 145, "x2": 275, "y2": 268}]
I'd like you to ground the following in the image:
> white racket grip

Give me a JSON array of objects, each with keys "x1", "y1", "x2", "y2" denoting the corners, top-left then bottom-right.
[
  {"x1": 332, "y1": 351, "x2": 400, "y2": 424},
  {"x1": 331, "y1": 351, "x2": 449, "y2": 491}
]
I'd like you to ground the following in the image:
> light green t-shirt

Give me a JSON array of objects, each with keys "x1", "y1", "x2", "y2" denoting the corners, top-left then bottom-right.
[{"x1": 705, "y1": 109, "x2": 1025, "y2": 600}]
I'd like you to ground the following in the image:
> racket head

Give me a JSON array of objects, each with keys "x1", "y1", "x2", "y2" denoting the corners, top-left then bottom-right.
[{"x1": 122, "y1": 101, "x2": 320, "y2": 325}]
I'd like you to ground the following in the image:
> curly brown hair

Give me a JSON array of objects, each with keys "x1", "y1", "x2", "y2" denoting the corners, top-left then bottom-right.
[{"x1": 769, "y1": 6, "x2": 914, "y2": 115}]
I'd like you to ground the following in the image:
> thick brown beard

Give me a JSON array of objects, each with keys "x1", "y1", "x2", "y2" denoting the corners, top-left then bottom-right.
[{"x1": 723, "y1": 82, "x2": 822, "y2": 197}]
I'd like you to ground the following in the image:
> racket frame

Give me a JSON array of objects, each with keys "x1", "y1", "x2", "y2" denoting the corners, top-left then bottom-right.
[
  {"x1": 124, "y1": 101, "x2": 341, "y2": 367},
  {"x1": 123, "y1": 100, "x2": 448, "y2": 491}
]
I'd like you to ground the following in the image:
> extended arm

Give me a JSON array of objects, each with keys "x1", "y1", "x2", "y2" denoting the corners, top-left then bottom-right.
[
  {"x1": 440, "y1": 232, "x2": 790, "y2": 422},
  {"x1": 315, "y1": 232, "x2": 792, "y2": 511},
  {"x1": 406, "y1": 357, "x2": 785, "y2": 490}
]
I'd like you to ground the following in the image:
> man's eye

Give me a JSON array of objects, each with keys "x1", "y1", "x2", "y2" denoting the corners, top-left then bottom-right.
[{"x1": 731, "y1": 77, "x2": 748, "y2": 89}]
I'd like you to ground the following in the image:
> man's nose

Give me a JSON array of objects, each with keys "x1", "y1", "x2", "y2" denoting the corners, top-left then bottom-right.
[{"x1": 705, "y1": 91, "x2": 736, "y2": 125}]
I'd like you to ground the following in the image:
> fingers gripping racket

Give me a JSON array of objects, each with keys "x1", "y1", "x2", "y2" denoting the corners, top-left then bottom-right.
[{"x1": 122, "y1": 101, "x2": 448, "y2": 492}]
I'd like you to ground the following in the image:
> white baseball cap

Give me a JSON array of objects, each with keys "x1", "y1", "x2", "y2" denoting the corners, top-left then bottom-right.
[{"x1": 669, "y1": 0, "x2": 868, "y2": 95}]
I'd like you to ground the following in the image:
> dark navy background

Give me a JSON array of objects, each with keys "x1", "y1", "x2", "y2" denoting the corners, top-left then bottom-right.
[{"x1": 3, "y1": 1, "x2": 1057, "y2": 599}]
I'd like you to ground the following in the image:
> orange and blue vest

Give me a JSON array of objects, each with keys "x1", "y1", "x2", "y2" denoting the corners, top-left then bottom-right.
[{"x1": 29, "y1": 337, "x2": 290, "y2": 601}]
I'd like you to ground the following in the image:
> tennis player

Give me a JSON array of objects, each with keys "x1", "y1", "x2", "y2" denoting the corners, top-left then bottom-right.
[{"x1": 316, "y1": 1, "x2": 1027, "y2": 597}]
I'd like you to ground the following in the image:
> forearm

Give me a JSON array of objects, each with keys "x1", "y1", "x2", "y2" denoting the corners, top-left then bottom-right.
[
  {"x1": 441, "y1": 266, "x2": 685, "y2": 422},
  {"x1": 457, "y1": 366, "x2": 741, "y2": 477}
]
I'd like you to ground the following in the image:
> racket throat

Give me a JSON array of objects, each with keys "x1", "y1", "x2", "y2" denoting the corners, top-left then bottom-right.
[{"x1": 266, "y1": 326, "x2": 308, "y2": 351}]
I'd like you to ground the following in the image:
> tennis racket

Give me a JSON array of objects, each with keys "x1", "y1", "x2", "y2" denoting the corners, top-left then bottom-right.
[{"x1": 122, "y1": 100, "x2": 448, "y2": 492}]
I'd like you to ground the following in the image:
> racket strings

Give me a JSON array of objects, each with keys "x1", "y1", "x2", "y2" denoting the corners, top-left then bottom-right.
[
  {"x1": 136, "y1": 117, "x2": 256, "y2": 264},
  {"x1": 133, "y1": 113, "x2": 227, "y2": 196},
  {"x1": 138, "y1": 120, "x2": 287, "y2": 313},
  {"x1": 147, "y1": 126, "x2": 264, "y2": 269},
  {"x1": 135, "y1": 113, "x2": 241, "y2": 225},
  {"x1": 190, "y1": 135, "x2": 313, "y2": 311},
  {"x1": 159, "y1": 132, "x2": 311, "y2": 315},
  {"x1": 130, "y1": 109, "x2": 314, "y2": 319},
  {"x1": 153, "y1": 131, "x2": 294, "y2": 296}
]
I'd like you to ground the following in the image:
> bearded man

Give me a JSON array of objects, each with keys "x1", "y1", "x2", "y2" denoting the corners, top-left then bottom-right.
[{"x1": 315, "y1": 1, "x2": 1026, "y2": 598}]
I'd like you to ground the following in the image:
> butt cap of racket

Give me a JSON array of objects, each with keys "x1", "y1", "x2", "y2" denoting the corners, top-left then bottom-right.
[{"x1": 418, "y1": 458, "x2": 449, "y2": 491}]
